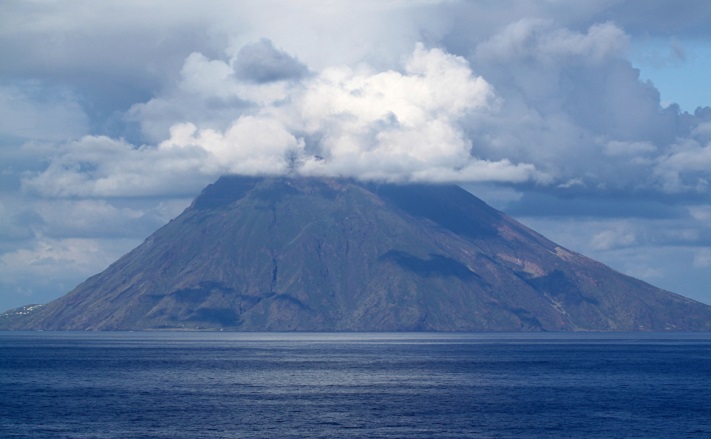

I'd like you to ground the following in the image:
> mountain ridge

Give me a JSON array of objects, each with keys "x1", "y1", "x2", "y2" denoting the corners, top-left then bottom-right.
[{"x1": 2, "y1": 176, "x2": 711, "y2": 331}]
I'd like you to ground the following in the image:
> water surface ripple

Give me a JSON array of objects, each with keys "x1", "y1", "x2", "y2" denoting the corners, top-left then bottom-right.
[{"x1": 2, "y1": 332, "x2": 710, "y2": 438}]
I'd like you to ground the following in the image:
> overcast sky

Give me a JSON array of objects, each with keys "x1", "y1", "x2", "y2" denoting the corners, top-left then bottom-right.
[{"x1": 1, "y1": 0, "x2": 711, "y2": 311}]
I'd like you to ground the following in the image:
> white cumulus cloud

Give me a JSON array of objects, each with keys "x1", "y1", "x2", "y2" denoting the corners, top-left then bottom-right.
[{"x1": 25, "y1": 43, "x2": 544, "y2": 196}]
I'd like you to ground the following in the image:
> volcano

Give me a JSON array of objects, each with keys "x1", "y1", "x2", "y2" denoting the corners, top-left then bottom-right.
[{"x1": 3, "y1": 176, "x2": 711, "y2": 331}]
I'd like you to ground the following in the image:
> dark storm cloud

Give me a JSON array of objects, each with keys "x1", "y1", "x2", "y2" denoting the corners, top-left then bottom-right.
[
  {"x1": 233, "y1": 39, "x2": 309, "y2": 83},
  {"x1": 0, "y1": 1, "x2": 226, "y2": 137},
  {"x1": 590, "y1": 0, "x2": 711, "y2": 37}
]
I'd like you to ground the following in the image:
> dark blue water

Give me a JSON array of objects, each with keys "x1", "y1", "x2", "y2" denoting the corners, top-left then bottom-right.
[{"x1": 1, "y1": 332, "x2": 710, "y2": 438}]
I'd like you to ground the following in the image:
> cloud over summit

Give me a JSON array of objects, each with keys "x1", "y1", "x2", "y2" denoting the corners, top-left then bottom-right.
[
  {"x1": 21, "y1": 21, "x2": 711, "y2": 198},
  {"x1": 26, "y1": 42, "x2": 544, "y2": 196}
]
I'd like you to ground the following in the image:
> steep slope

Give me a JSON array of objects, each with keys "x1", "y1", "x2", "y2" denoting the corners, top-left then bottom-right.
[{"x1": 3, "y1": 176, "x2": 711, "y2": 331}]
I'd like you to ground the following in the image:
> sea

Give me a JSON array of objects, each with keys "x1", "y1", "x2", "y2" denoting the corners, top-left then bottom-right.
[{"x1": 1, "y1": 332, "x2": 710, "y2": 438}]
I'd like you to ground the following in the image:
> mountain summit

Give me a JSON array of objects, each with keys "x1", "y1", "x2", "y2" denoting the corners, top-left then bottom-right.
[{"x1": 3, "y1": 176, "x2": 711, "y2": 331}]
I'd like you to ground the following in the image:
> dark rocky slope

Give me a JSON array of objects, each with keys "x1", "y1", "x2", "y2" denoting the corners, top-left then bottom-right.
[{"x1": 3, "y1": 176, "x2": 711, "y2": 331}]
